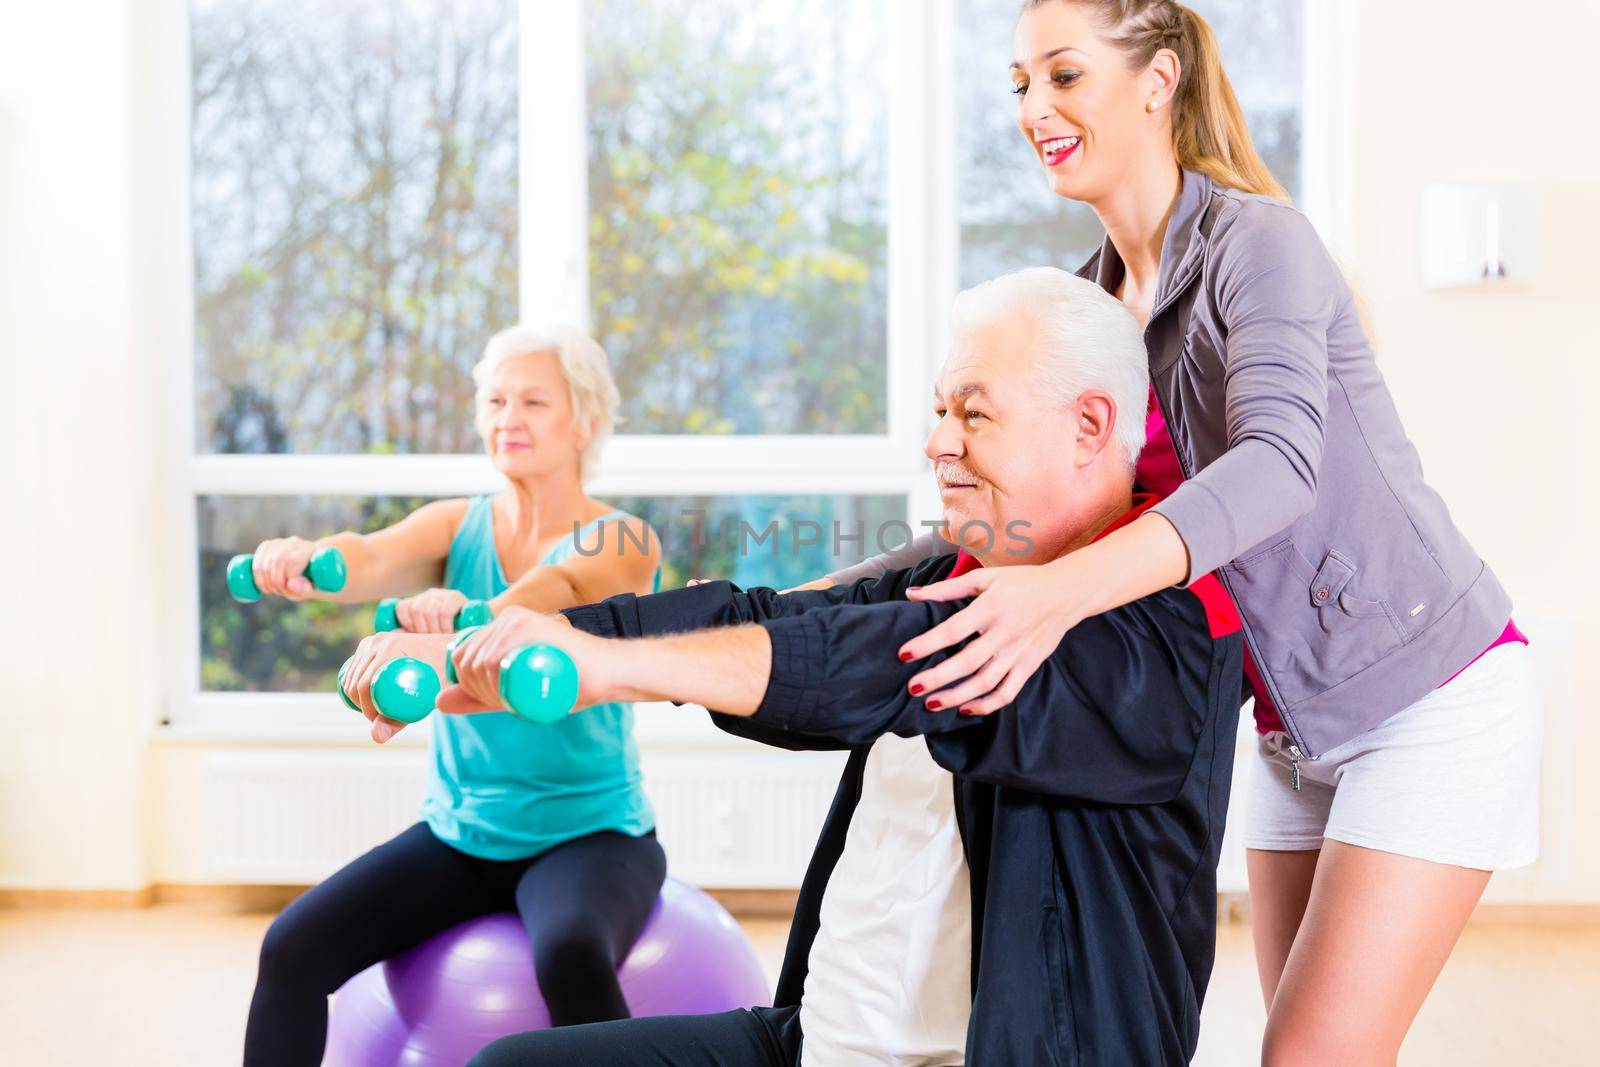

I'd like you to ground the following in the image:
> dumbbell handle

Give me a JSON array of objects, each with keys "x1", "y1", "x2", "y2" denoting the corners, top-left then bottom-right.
[
  {"x1": 227, "y1": 546, "x2": 347, "y2": 603},
  {"x1": 373, "y1": 597, "x2": 492, "y2": 634}
]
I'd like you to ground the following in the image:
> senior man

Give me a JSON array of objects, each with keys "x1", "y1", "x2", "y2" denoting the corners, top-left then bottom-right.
[{"x1": 351, "y1": 267, "x2": 1244, "y2": 1066}]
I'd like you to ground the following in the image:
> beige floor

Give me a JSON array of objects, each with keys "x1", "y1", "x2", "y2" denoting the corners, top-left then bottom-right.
[{"x1": 0, "y1": 906, "x2": 1594, "y2": 1065}]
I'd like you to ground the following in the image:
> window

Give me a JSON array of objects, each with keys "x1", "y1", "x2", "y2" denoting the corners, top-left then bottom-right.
[
  {"x1": 171, "y1": 0, "x2": 1318, "y2": 728},
  {"x1": 191, "y1": 0, "x2": 520, "y2": 456},
  {"x1": 186, "y1": 0, "x2": 526, "y2": 713},
  {"x1": 585, "y1": 0, "x2": 890, "y2": 435}
]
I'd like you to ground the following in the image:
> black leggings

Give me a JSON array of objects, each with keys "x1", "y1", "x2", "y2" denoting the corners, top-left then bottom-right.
[
  {"x1": 468, "y1": 1005, "x2": 803, "y2": 1067},
  {"x1": 243, "y1": 822, "x2": 667, "y2": 1067}
]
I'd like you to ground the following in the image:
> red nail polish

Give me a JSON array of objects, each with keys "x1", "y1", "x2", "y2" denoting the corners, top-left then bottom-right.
[
  {"x1": 899, "y1": 650, "x2": 913, "y2": 662},
  {"x1": 925, "y1": 699, "x2": 942, "y2": 710},
  {"x1": 909, "y1": 683, "x2": 925, "y2": 696}
]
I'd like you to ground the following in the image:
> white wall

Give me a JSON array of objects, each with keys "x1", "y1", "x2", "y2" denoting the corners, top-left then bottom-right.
[
  {"x1": 0, "y1": 0, "x2": 159, "y2": 890},
  {"x1": 1, "y1": 0, "x2": 1595, "y2": 899},
  {"x1": 1337, "y1": 0, "x2": 1599, "y2": 902}
]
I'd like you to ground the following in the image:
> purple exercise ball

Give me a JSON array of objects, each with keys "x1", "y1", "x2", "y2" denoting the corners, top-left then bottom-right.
[{"x1": 323, "y1": 878, "x2": 772, "y2": 1067}]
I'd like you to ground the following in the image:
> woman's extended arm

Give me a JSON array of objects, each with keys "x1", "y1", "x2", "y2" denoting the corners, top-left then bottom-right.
[
  {"x1": 490, "y1": 515, "x2": 661, "y2": 614},
  {"x1": 1150, "y1": 206, "x2": 1338, "y2": 582},
  {"x1": 383, "y1": 514, "x2": 662, "y2": 633},
  {"x1": 249, "y1": 499, "x2": 468, "y2": 603}
]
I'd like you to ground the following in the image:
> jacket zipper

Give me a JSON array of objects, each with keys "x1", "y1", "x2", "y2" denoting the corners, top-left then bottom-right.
[{"x1": 1143, "y1": 313, "x2": 1317, "y2": 765}]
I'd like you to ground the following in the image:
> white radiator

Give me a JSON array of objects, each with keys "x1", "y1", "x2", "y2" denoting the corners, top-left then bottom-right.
[
  {"x1": 198, "y1": 709, "x2": 845, "y2": 887},
  {"x1": 201, "y1": 751, "x2": 427, "y2": 883},
  {"x1": 640, "y1": 743, "x2": 846, "y2": 887}
]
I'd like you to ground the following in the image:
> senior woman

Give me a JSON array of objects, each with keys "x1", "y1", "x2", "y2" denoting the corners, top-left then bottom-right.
[
  {"x1": 240, "y1": 325, "x2": 665, "y2": 1066},
  {"x1": 818, "y1": 2, "x2": 1540, "y2": 1063}
]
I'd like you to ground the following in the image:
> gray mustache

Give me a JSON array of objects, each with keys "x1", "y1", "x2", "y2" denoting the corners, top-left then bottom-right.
[{"x1": 936, "y1": 463, "x2": 979, "y2": 487}]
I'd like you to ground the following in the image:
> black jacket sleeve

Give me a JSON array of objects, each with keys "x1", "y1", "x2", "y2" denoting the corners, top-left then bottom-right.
[
  {"x1": 558, "y1": 559, "x2": 956, "y2": 753},
  {"x1": 559, "y1": 560, "x2": 942, "y2": 638},
  {"x1": 748, "y1": 589, "x2": 1225, "y2": 804}
]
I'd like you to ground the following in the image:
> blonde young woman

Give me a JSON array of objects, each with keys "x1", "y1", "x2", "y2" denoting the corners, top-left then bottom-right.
[
  {"x1": 820, "y1": 2, "x2": 1539, "y2": 1063},
  {"x1": 241, "y1": 326, "x2": 664, "y2": 1066}
]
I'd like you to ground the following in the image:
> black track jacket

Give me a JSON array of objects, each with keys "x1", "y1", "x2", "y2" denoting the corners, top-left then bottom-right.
[{"x1": 564, "y1": 521, "x2": 1244, "y2": 1065}]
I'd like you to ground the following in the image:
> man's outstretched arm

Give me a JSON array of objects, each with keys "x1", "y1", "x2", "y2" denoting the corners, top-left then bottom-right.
[
  {"x1": 438, "y1": 567, "x2": 946, "y2": 752},
  {"x1": 588, "y1": 624, "x2": 776, "y2": 716},
  {"x1": 435, "y1": 610, "x2": 793, "y2": 756},
  {"x1": 449, "y1": 591, "x2": 1226, "y2": 804}
]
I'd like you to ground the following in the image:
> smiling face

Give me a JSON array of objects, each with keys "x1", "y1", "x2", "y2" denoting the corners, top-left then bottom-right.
[
  {"x1": 1011, "y1": 1, "x2": 1174, "y2": 204},
  {"x1": 474, "y1": 350, "x2": 590, "y2": 482},
  {"x1": 926, "y1": 312, "x2": 1123, "y2": 565}
]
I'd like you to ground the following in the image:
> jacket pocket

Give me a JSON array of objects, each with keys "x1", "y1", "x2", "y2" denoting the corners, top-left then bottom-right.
[
  {"x1": 1225, "y1": 540, "x2": 1405, "y2": 708},
  {"x1": 1040, "y1": 904, "x2": 1077, "y2": 1066}
]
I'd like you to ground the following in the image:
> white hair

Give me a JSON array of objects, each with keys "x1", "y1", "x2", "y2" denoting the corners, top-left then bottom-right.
[
  {"x1": 473, "y1": 324, "x2": 622, "y2": 483},
  {"x1": 950, "y1": 267, "x2": 1149, "y2": 467}
]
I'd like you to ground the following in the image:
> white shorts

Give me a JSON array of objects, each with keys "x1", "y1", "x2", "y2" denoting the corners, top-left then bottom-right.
[{"x1": 1242, "y1": 642, "x2": 1542, "y2": 871}]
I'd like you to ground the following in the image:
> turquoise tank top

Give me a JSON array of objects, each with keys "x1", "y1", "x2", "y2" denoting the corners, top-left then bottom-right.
[{"x1": 420, "y1": 496, "x2": 658, "y2": 860}]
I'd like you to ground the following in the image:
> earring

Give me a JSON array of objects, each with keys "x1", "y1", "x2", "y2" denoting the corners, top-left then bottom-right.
[{"x1": 1146, "y1": 99, "x2": 1159, "y2": 112}]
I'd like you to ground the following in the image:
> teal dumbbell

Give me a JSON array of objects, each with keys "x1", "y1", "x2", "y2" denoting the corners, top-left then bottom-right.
[
  {"x1": 441, "y1": 627, "x2": 578, "y2": 726},
  {"x1": 336, "y1": 654, "x2": 441, "y2": 724},
  {"x1": 500, "y1": 644, "x2": 580, "y2": 725},
  {"x1": 227, "y1": 547, "x2": 347, "y2": 603},
  {"x1": 373, "y1": 597, "x2": 492, "y2": 633}
]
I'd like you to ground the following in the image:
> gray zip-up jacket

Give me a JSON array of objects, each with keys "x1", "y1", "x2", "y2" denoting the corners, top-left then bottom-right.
[{"x1": 828, "y1": 169, "x2": 1513, "y2": 758}]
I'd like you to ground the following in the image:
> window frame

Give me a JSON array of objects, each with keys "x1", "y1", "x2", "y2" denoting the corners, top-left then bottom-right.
[{"x1": 155, "y1": 0, "x2": 1343, "y2": 739}]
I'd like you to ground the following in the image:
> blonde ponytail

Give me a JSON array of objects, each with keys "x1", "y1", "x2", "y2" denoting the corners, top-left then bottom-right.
[
  {"x1": 1169, "y1": 6, "x2": 1287, "y2": 199},
  {"x1": 1025, "y1": 0, "x2": 1288, "y2": 201}
]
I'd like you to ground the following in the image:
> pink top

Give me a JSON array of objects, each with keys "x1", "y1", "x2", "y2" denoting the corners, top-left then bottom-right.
[{"x1": 1135, "y1": 386, "x2": 1526, "y2": 734}]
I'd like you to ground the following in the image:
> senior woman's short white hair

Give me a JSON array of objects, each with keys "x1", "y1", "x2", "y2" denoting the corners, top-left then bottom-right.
[
  {"x1": 950, "y1": 267, "x2": 1149, "y2": 467},
  {"x1": 473, "y1": 324, "x2": 621, "y2": 483}
]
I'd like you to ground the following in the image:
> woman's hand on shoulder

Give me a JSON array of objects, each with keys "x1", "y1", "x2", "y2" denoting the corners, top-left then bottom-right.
[
  {"x1": 899, "y1": 558, "x2": 1093, "y2": 716},
  {"x1": 895, "y1": 511, "x2": 1189, "y2": 714}
]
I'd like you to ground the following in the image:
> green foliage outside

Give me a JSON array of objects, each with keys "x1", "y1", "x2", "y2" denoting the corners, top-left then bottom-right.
[
  {"x1": 585, "y1": 0, "x2": 888, "y2": 435},
  {"x1": 191, "y1": 0, "x2": 519, "y2": 457}
]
